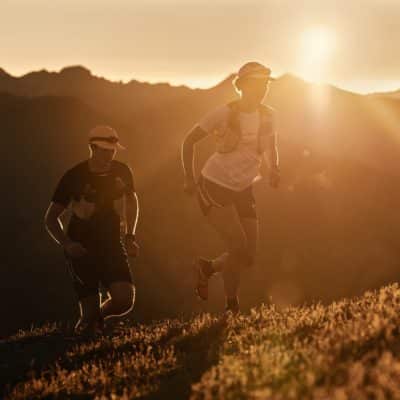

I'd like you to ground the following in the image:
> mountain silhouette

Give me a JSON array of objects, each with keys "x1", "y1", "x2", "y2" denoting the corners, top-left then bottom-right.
[
  {"x1": 370, "y1": 88, "x2": 400, "y2": 100},
  {"x1": 2, "y1": 66, "x2": 400, "y2": 337}
]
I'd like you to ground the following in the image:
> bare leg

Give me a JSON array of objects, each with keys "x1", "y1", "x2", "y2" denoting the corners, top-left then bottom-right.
[
  {"x1": 239, "y1": 217, "x2": 259, "y2": 268},
  {"x1": 211, "y1": 252, "x2": 229, "y2": 273},
  {"x1": 205, "y1": 205, "x2": 247, "y2": 300},
  {"x1": 100, "y1": 282, "x2": 135, "y2": 321},
  {"x1": 75, "y1": 294, "x2": 101, "y2": 331}
]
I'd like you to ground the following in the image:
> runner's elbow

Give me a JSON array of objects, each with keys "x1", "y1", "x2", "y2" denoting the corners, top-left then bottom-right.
[
  {"x1": 184, "y1": 125, "x2": 207, "y2": 148},
  {"x1": 44, "y1": 208, "x2": 55, "y2": 228}
]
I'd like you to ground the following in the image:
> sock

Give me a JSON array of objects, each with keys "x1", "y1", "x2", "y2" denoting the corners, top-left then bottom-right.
[{"x1": 226, "y1": 296, "x2": 239, "y2": 310}]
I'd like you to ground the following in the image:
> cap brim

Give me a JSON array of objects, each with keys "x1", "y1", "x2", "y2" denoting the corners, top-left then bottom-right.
[
  {"x1": 91, "y1": 141, "x2": 126, "y2": 150},
  {"x1": 237, "y1": 74, "x2": 276, "y2": 83},
  {"x1": 246, "y1": 73, "x2": 275, "y2": 80}
]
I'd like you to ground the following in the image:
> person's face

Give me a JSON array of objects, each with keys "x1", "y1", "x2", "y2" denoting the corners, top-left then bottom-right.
[
  {"x1": 91, "y1": 144, "x2": 116, "y2": 164},
  {"x1": 239, "y1": 78, "x2": 270, "y2": 104}
]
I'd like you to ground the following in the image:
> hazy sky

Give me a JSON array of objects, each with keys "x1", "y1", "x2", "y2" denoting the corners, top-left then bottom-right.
[{"x1": 2, "y1": 0, "x2": 400, "y2": 93}]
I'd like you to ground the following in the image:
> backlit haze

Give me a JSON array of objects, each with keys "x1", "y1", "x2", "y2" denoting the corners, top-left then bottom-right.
[{"x1": 2, "y1": 0, "x2": 400, "y2": 93}]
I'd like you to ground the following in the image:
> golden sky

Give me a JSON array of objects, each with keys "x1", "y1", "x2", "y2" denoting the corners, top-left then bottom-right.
[{"x1": 2, "y1": 0, "x2": 400, "y2": 93}]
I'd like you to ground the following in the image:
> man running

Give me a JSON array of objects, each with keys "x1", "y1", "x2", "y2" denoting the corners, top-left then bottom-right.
[
  {"x1": 45, "y1": 126, "x2": 139, "y2": 334},
  {"x1": 181, "y1": 62, "x2": 279, "y2": 313}
]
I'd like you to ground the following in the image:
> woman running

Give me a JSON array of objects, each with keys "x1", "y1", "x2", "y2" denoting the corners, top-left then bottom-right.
[{"x1": 181, "y1": 61, "x2": 280, "y2": 313}]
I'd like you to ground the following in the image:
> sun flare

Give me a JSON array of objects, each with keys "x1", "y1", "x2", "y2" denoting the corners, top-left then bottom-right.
[{"x1": 298, "y1": 26, "x2": 337, "y2": 82}]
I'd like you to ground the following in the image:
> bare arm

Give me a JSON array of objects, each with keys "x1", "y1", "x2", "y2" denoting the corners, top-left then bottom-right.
[
  {"x1": 181, "y1": 125, "x2": 208, "y2": 182},
  {"x1": 125, "y1": 191, "x2": 139, "y2": 236},
  {"x1": 44, "y1": 202, "x2": 71, "y2": 246},
  {"x1": 265, "y1": 132, "x2": 279, "y2": 170},
  {"x1": 45, "y1": 202, "x2": 88, "y2": 258},
  {"x1": 261, "y1": 132, "x2": 280, "y2": 188},
  {"x1": 123, "y1": 191, "x2": 140, "y2": 257}
]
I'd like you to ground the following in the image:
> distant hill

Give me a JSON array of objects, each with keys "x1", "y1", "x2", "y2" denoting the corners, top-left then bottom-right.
[
  {"x1": 0, "y1": 66, "x2": 217, "y2": 125},
  {"x1": 2, "y1": 283, "x2": 400, "y2": 399},
  {"x1": 369, "y1": 89, "x2": 400, "y2": 100},
  {"x1": 2, "y1": 66, "x2": 400, "y2": 337},
  {"x1": 2, "y1": 66, "x2": 400, "y2": 171}
]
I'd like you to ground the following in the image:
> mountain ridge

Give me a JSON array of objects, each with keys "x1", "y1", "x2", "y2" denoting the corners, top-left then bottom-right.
[{"x1": 0, "y1": 65, "x2": 358, "y2": 96}]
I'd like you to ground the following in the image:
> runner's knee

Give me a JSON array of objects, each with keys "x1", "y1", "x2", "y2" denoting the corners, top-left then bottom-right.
[
  {"x1": 229, "y1": 241, "x2": 248, "y2": 263},
  {"x1": 229, "y1": 245, "x2": 254, "y2": 268},
  {"x1": 228, "y1": 233, "x2": 245, "y2": 254},
  {"x1": 110, "y1": 284, "x2": 135, "y2": 315}
]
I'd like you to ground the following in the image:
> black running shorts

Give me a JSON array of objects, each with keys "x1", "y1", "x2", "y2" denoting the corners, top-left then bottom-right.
[
  {"x1": 197, "y1": 175, "x2": 257, "y2": 219},
  {"x1": 65, "y1": 239, "x2": 133, "y2": 300}
]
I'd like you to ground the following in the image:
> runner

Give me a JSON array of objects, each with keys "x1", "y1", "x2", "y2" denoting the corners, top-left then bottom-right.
[
  {"x1": 181, "y1": 62, "x2": 280, "y2": 313},
  {"x1": 44, "y1": 126, "x2": 139, "y2": 334}
]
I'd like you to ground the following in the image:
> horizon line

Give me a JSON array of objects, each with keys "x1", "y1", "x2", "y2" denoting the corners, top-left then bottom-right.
[{"x1": 1, "y1": 65, "x2": 399, "y2": 97}]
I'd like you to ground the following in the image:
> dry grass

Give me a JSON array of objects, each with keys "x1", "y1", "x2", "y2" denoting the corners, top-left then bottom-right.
[{"x1": 2, "y1": 284, "x2": 400, "y2": 399}]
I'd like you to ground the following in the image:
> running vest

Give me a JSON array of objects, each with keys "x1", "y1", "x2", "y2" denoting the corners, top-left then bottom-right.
[
  {"x1": 71, "y1": 162, "x2": 131, "y2": 221},
  {"x1": 214, "y1": 101, "x2": 275, "y2": 154}
]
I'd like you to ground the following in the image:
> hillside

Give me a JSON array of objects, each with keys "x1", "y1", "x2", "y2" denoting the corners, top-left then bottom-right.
[
  {"x1": 2, "y1": 283, "x2": 400, "y2": 399},
  {"x1": 3, "y1": 66, "x2": 400, "y2": 337}
]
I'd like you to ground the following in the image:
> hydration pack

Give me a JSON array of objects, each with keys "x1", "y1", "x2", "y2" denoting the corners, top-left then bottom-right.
[{"x1": 214, "y1": 100, "x2": 275, "y2": 154}]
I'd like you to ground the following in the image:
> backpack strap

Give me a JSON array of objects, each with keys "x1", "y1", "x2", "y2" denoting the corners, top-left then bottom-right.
[
  {"x1": 224, "y1": 100, "x2": 241, "y2": 144},
  {"x1": 257, "y1": 104, "x2": 276, "y2": 154},
  {"x1": 227, "y1": 100, "x2": 240, "y2": 110},
  {"x1": 258, "y1": 103, "x2": 275, "y2": 117},
  {"x1": 225, "y1": 101, "x2": 275, "y2": 154},
  {"x1": 227, "y1": 100, "x2": 240, "y2": 128}
]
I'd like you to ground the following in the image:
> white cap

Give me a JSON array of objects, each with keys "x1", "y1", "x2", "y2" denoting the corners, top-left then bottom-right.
[{"x1": 88, "y1": 126, "x2": 125, "y2": 150}]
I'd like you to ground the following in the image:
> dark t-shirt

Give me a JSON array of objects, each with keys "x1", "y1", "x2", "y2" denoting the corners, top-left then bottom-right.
[{"x1": 52, "y1": 159, "x2": 135, "y2": 244}]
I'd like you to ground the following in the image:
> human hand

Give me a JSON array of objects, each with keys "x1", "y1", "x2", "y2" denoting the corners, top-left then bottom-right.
[
  {"x1": 269, "y1": 168, "x2": 280, "y2": 188},
  {"x1": 63, "y1": 241, "x2": 88, "y2": 259},
  {"x1": 125, "y1": 234, "x2": 139, "y2": 257}
]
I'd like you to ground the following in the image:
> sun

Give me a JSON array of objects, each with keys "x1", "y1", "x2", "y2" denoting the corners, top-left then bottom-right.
[
  {"x1": 298, "y1": 26, "x2": 337, "y2": 82},
  {"x1": 301, "y1": 27, "x2": 336, "y2": 61}
]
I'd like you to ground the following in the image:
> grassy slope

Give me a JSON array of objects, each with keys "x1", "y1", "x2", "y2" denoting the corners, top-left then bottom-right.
[{"x1": 2, "y1": 283, "x2": 400, "y2": 399}]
